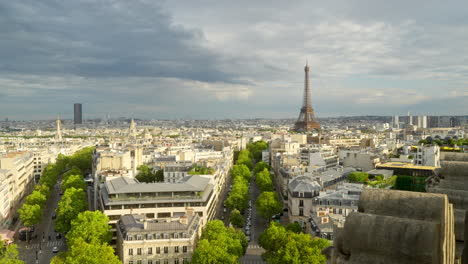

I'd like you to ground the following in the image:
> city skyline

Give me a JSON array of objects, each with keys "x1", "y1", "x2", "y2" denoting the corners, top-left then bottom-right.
[{"x1": 1, "y1": 0, "x2": 468, "y2": 120}]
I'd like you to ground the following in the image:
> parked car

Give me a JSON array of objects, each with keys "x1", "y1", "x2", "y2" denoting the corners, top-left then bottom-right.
[
  {"x1": 52, "y1": 214, "x2": 56, "y2": 220},
  {"x1": 245, "y1": 229, "x2": 251, "y2": 236},
  {"x1": 223, "y1": 207, "x2": 227, "y2": 213},
  {"x1": 247, "y1": 236, "x2": 251, "y2": 242},
  {"x1": 56, "y1": 233, "x2": 61, "y2": 239},
  {"x1": 52, "y1": 247, "x2": 59, "y2": 253}
]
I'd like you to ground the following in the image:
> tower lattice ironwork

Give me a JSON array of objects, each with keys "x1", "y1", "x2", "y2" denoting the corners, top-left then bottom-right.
[{"x1": 294, "y1": 63, "x2": 320, "y2": 132}]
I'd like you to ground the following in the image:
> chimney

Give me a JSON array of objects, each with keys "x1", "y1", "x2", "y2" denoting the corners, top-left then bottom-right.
[{"x1": 180, "y1": 215, "x2": 188, "y2": 225}]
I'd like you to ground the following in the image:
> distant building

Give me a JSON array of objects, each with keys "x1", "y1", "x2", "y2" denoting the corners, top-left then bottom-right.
[
  {"x1": 74, "y1": 103, "x2": 82, "y2": 124},
  {"x1": 164, "y1": 162, "x2": 193, "y2": 183},
  {"x1": 116, "y1": 209, "x2": 201, "y2": 264},
  {"x1": 376, "y1": 162, "x2": 437, "y2": 177},
  {"x1": 414, "y1": 145, "x2": 440, "y2": 167}
]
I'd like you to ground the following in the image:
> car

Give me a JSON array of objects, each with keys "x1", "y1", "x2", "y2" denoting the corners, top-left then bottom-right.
[
  {"x1": 246, "y1": 220, "x2": 251, "y2": 226},
  {"x1": 52, "y1": 214, "x2": 56, "y2": 220},
  {"x1": 245, "y1": 229, "x2": 251, "y2": 236},
  {"x1": 221, "y1": 215, "x2": 225, "y2": 220},
  {"x1": 52, "y1": 247, "x2": 59, "y2": 253},
  {"x1": 247, "y1": 236, "x2": 251, "y2": 242},
  {"x1": 56, "y1": 233, "x2": 61, "y2": 239},
  {"x1": 223, "y1": 207, "x2": 227, "y2": 213},
  {"x1": 245, "y1": 225, "x2": 251, "y2": 231}
]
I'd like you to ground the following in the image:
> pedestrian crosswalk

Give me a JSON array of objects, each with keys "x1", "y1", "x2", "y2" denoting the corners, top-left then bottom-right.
[
  {"x1": 247, "y1": 244, "x2": 262, "y2": 249},
  {"x1": 24, "y1": 240, "x2": 64, "y2": 249}
]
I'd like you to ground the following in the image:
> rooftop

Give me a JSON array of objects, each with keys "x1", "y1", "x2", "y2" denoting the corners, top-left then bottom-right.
[{"x1": 377, "y1": 162, "x2": 437, "y2": 171}]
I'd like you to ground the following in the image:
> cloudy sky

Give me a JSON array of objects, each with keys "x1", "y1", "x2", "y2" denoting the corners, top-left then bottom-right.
[{"x1": 1, "y1": 0, "x2": 467, "y2": 120}]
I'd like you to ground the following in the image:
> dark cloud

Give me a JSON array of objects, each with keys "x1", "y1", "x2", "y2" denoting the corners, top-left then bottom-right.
[{"x1": 0, "y1": 0, "x2": 237, "y2": 83}]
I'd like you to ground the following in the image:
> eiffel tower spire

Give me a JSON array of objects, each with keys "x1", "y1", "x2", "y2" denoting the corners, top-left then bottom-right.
[{"x1": 294, "y1": 63, "x2": 320, "y2": 132}]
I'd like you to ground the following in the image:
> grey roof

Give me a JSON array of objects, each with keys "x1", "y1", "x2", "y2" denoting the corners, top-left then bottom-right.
[
  {"x1": 106, "y1": 175, "x2": 211, "y2": 194},
  {"x1": 120, "y1": 214, "x2": 198, "y2": 232},
  {"x1": 288, "y1": 176, "x2": 321, "y2": 193}
]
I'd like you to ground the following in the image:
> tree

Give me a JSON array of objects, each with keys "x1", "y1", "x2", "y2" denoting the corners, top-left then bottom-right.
[
  {"x1": 255, "y1": 192, "x2": 282, "y2": 220},
  {"x1": 18, "y1": 203, "x2": 42, "y2": 227},
  {"x1": 135, "y1": 165, "x2": 157, "y2": 183},
  {"x1": 67, "y1": 211, "x2": 112, "y2": 245},
  {"x1": 232, "y1": 164, "x2": 251, "y2": 181},
  {"x1": 62, "y1": 175, "x2": 86, "y2": 191},
  {"x1": 192, "y1": 220, "x2": 246, "y2": 263},
  {"x1": 34, "y1": 184, "x2": 50, "y2": 199},
  {"x1": 286, "y1": 222, "x2": 303, "y2": 233},
  {"x1": 0, "y1": 239, "x2": 24, "y2": 264},
  {"x1": 230, "y1": 209, "x2": 245, "y2": 228},
  {"x1": 254, "y1": 161, "x2": 269, "y2": 174},
  {"x1": 191, "y1": 239, "x2": 237, "y2": 264},
  {"x1": 55, "y1": 187, "x2": 87, "y2": 233},
  {"x1": 63, "y1": 167, "x2": 83, "y2": 182},
  {"x1": 236, "y1": 150, "x2": 253, "y2": 170},
  {"x1": 68, "y1": 147, "x2": 94, "y2": 172},
  {"x1": 155, "y1": 169, "x2": 164, "y2": 182},
  {"x1": 64, "y1": 238, "x2": 121, "y2": 264},
  {"x1": 255, "y1": 168, "x2": 273, "y2": 192},
  {"x1": 189, "y1": 164, "x2": 215, "y2": 175},
  {"x1": 247, "y1": 140, "x2": 268, "y2": 161},
  {"x1": 259, "y1": 222, "x2": 329, "y2": 264},
  {"x1": 25, "y1": 190, "x2": 47, "y2": 207},
  {"x1": 347, "y1": 172, "x2": 369, "y2": 182},
  {"x1": 225, "y1": 180, "x2": 248, "y2": 211}
]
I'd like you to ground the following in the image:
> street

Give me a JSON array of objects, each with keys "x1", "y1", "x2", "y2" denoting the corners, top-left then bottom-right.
[{"x1": 16, "y1": 182, "x2": 67, "y2": 264}]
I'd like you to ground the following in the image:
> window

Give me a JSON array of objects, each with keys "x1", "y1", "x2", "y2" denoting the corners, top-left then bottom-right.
[
  {"x1": 137, "y1": 248, "x2": 142, "y2": 255},
  {"x1": 137, "y1": 261, "x2": 142, "y2": 264},
  {"x1": 147, "y1": 234, "x2": 153, "y2": 240},
  {"x1": 299, "y1": 208, "x2": 304, "y2": 216},
  {"x1": 148, "y1": 247, "x2": 153, "y2": 255},
  {"x1": 163, "y1": 233, "x2": 169, "y2": 239},
  {"x1": 174, "y1": 260, "x2": 179, "y2": 264},
  {"x1": 156, "y1": 247, "x2": 160, "y2": 254},
  {"x1": 148, "y1": 261, "x2": 153, "y2": 264},
  {"x1": 127, "y1": 235, "x2": 133, "y2": 241},
  {"x1": 164, "y1": 247, "x2": 168, "y2": 254},
  {"x1": 128, "y1": 261, "x2": 133, "y2": 264},
  {"x1": 299, "y1": 200, "x2": 304, "y2": 207},
  {"x1": 128, "y1": 249, "x2": 133, "y2": 255},
  {"x1": 174, "y1": 233, "x2": 179, "y2": 238},
  {"x1": 155, "y1": 261, "x2": 160, "y2": 264},
  {"x1": 164, "y1": 260, "x2": 168, "y2": 264},
  {"x1": 137, "y1": 235, "x2": 142, "y2": 240},
  {"x1": 183, "y1": 259, "x2": 189, "y2": 264},
  {"x1": 182, "y1": 246, "x2": 187, "y2": 253},
  {"x1": 174, "y1": 246, "x2": 179, "y2": 253}
]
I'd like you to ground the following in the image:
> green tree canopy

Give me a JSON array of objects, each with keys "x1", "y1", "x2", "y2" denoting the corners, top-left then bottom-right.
[
  {"x1": 192, "y1": 220, "x2": 247, "y2": 263},
  {"x1": 64, "y1": 238, "x2": 121, "y2": 264},
  {"x1": 0, "y1": 239, "x2": 24, "y2": 264},
  {"x1": 225, "y1": 179, "x2": 249, "y2": 211},
  {"x1": 135, "y1": 165, "x2": 161, "y2": 183},
  {"x1": 347, "y1": 172, "x2": 369, "y2": 182},
  {"x1": 259, "y1": 222, "x2": 329, "y2": 264},
  {"x1": 236, "y1": 149, "x2": 253, "y2": 170},
  {"x1": 66, "y1": 211, "x2": 112, "y2": 245},
  {"x1": 34, "y1": 184, "x2": 50, "y2": 199},
  {"x1": 62, "y1": 175, "x2": 86, "y2": 192},
  {"x1": 189, "y1": 164, "x2": 215, "y2": 175},
  {"x1": 191, "y1": 239, "x2": 238, "y2": 264},
  {"x1": 25, "y1": 190, "x2": 47, "y2": 207},
  {"x1": 247, "y1": 140, "x2": 269, "y2": 161},
  {"x1": 55, "y1": 187, "x2": 87, "y2": 233},
  {"x1": 255, "y1": 168, "x2": 273, "y2": 192},
  {"x1": 63, "y1": 166, "x2": 83, "y2": 182},
  {"x1": 254, "y1": 161, "x2": 270, "y2": 174},
  {"x1": 67, "y1": 147, "x2": 94, "y2": 172},
  {"x1": 18, "y1": 203, "x2": 42, "y2": 227},
  {"x1": 232, "y1": 164, "x2": 251, "y2": 181},
  {"x1": 255, "y1": 192, "x2": 282, "y2": 220},
  {"x1": 230, "y1": 209, "x2": 245, "y2": 228}
]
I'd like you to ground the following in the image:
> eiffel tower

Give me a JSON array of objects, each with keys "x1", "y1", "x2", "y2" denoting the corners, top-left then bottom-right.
[{"x1": 294, "y1": 63, "x2": 320, "y2": 132}]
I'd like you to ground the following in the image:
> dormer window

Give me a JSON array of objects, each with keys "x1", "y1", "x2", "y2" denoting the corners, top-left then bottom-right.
[
  {"x1": 174, "y1": 233, "x2": 179, "y2": 238},
  {"x1": 127, "y1": 235, "x2": 133, "y2": 241},
  {"x1": 137, "y1": 235, "x2": 142, "y2": 240},
  {"x1": 164, "y1": 233, "x2": 169, "y2": 239}
]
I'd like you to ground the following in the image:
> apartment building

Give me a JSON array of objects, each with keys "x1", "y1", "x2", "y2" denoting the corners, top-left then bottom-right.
[
  {"x1": 116, "y1": 210, "x2": 201, "y2": 264},
  {"x1": 98, "y1": 174, "x2": 217, "y2": 244}
]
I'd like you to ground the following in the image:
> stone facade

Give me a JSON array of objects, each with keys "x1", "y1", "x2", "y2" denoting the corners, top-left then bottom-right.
[
  {"x1": 427, "y1": 152, "x2": 468, "y2": 263},
  {"x1": 328, "y1": 189, "x2": 456, "y2": 264}
]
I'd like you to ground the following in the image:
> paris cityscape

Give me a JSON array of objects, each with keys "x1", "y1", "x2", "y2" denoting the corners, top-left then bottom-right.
[{"x1": 1, "y1": 1, "x2": 468, "y2": 264}]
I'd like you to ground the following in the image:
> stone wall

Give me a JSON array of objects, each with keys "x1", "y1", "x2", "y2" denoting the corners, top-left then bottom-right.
[
  {"x1": 328, "y1": 189, "x2": 456, "y2": 264},
  {"x1": 428, "y1": 152, "x2": 468, "y2": 263}
]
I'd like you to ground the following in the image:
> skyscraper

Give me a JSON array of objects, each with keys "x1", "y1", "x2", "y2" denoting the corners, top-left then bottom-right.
[
  {"x1": 293, "y1": 63, "x2": 320, "y2": 132},
  {"x1": 74, "y1": 103, "x2": 82, "y2": 124}
]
